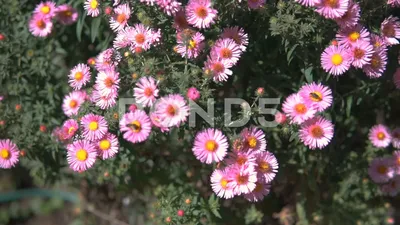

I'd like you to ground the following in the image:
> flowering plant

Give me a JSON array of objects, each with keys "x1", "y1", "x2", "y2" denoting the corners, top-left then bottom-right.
[{"x1": 1, "y1": 0, "x2": 400, "y2": 224}]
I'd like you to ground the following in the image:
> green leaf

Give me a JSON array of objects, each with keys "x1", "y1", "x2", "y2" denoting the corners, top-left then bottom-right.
[
  {"x1": 296, "y1": 202, "x2": 309, "y2": 225},
  {"x1": 346, "y1": 96, "x2": 353, "y2": 117},
  {"x1": 76, "y1": 11, "x2": 86, "y2": 42},
  {"x1": 287, "y1": 44, "x2": 298, "y2": 65},
  {"x1": 91, "y1": 17, "x2": 102, "y2": 43},
  {"x1": 302, "y1": 66, "x2": 313, "y2": 83},
  {"x1": 211, "y1": 208, "x2": 222, "y2": 219}
]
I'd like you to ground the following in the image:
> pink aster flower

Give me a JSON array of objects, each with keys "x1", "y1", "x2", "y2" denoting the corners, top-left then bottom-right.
[
  {"x1": 362, "y1": 49, "x2": 388, "y2": 78},
  {"x1": 221, "y1": 26, "x2": 249, "y2": 52},
  {"x1": 68, "y1": 63, "x2": 91, "y2": 90},
  {"x1": 336, "y1": 25, "x2": 371, "y2": 48},
  {"x1": 114, "y1": 26, "x2": 134, "y2": 49},
  {"x1": 150, "y1": 112, "x2": 170, "y2": 133},
  {"x1": 381, "y1": 16, "x2": 400, "y2": 46},
  {"x1": 84, "y1": 0, "x2": 100, "y2": 17},
  {"x1": 91, "y1": 88, "x2": 118, "y2": 109},
  {"x1": 255, "y1": 151, "x2": 279, "y2": 183},
  {"x1": 120, "y1": 110, "x2": 152, "y2": 143},
  {"x1": 96, "y1": 133, "x2": 119, "y2": 160},
  {"x1": 81, "y1": 114, "x2": 108, "y2": 141},
  {"x1": 61, "y1": 119, "x2": 79, "y2": 140},
  {"x1": 381, "y1": 176, "x2": 400, "y2": 196},
  {"x1": 211, "y1": 38, "x2": 242, "y2": 65},
  {"x1": 315, "y1": 0, "x2": 349, "y2": 19},
  {"x1": 225, "y1": 151, "x2": 257, "y2": 168},
  {"x1": 282, "y1": 93, "x2": 317, "y2": 124},
  {"x1": 369, "y1": 124, "x2": 392, "y2": 148},
  {"x1": 129, "y1": 24, "x2": 153, "y2": 51},
  {"x1": 335, "y1": 2, "x2": 360, "y2": 28},
  {"x1": 370, "y1": 34, "x2": 387, "y2": 51},
  {"x1": 187, "y1": 87, "x2": 200, "y2": 101},
  {"x1": 240, "y1": 126, "x2": 267, "y2": 152},
  {"x1": 204, "y1": 55, "x2": 233, "y2": 82},
  {"x1": 95, "y1": 48, "x2": 121, "y2": 71},
  {"x1": 34, "y1": 1, "x2": 57, "y2": 18},
  {"x1": 140, "y1": 0, "x2": 157, "y2": 5},
  {"x1": 394, "y1": 68, "x2": 400, "y2": 89},
  {"x1": 350, "y1": 40, "x2": 374, "y2": 68},
  {"x1": 176, "y1": 31, "x2": 205, "y2": 59},
  {"x1": 173, "y1": 9, "x2": 189, "y2": 30},
  {"x1": 62, "y1": 90, "x2": 87, "y2": 117},
  {"x1": 110, "y1": 4, "x2": 131, "y2": 32},
  {"x1": 210, "y1": 168, "x2": 235, "y2": 199},
  {"x1": 392, "y1": 151, "x2": 400, "y2": 174},
  {"x1": 244, "y1": 179, "x2": 271, "y2": 202},
  {"x1": 248, "y1": 0, "x2": 265, "y2": 9},
  {"x1": 156, "y1": 0, "x2": 182, "y2": 16},
  {"x1": 29, "y1": 14, "x2": 53, "y2": 37},
  {"x1": 95, "y1": 69, "x2": 120, "y2": 97},
  {"x1": 299, "y1": 116, "x2": 334, "y2": 150},
  {"x1": 153, "y1": 94, "x2": 190, "y2": 127},
  {"x1": 134, "y1": 76, "x2": 159, "y2": 107},
  {"x1": 368, "y1": 157, "x2": 395, "y2": 183},
  {"x1": 294, "y1": 0, "x2": 319, "y2": 7},
  {"x1": 0, "y1": 139, "x2": 19, "y2": 169},
  {"x1": 67, "y1": 140, "x2": 97, "y2": 172},
  {"x1": 186, "y1": 0, "x2": 217, "y2": 29},
  {"x1": 56, "y1": 4, "x2": 78, "y2": 25},
  {"x1": 320, "y1": 45, "x2": 352, "y2": 76},
  {"x1": 299, "y1": 82, "x2": 333, "y2": 112},
  {"x1": 392, "y1": 128, "x2": 400, "y2": 149},
  {"x1": 192, "y1": 128, "x2": 229, "y2": 164},
  {"x1": 275, "y1": 111, "x2": 287, "y2": 124},
  {"x1": 229, "y1": 165, "x2": 258, "y2": 195},
  {"x1": 388, "y1": 0, "x2": 400, "y2": 7}
]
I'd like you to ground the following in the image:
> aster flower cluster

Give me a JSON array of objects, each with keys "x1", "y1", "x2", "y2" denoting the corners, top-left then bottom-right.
[
  {"x1": 282, "y1": 82, "x2": 334, "y2": 150},
  {"x1": 295, "y1": 0, "x2": 400, "y2": 78},
  {"x1": 0, "y1": 139, "x2": 20, "y2": 169},
  {"x1": 29, "y1": 1, "x2": 78, "y2": 37},
  {"x1": 192, "y1": 127, "x2": 278, "y2": 202},
  {"x1": 368, "y1": 151, "x2": 400, "y2": 196},
  {"x1": 368, "y1": 125, "x2": 400, "y2": 149}
]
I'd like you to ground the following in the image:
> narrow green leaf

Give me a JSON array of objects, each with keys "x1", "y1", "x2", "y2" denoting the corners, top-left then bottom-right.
[
  {"x1": 296, "y1": 202, "x2": 309, "y2": 225},
  {"x1": 91, "y1": 17, "x2": 102, "y2": 43},
  {"x1": 211, "y1": 208, "x2": 222, "y2": 219},
  {"x1": 346, "y1": 96, "x2": 353, "y2": 117},
  {"x1": 76, "y1": 11, "x2": 86, "y2": 42},
  {"x1": 287, "y1": 44, "x2": 298, "y2": 65}
]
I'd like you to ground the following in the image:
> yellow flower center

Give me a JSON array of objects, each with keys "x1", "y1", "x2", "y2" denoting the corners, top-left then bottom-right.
[
  {"x1": 353, "y1": 48, "x2": 365, "y2": 59},
  {"x1": 68, "y1": 127, "x2": 76, "y2": 135},
  {"x1": 324, "y1": 0, "x2": 337, "y2": 7},
  {"x1": 76, "y1": 149, "x2": 88, "y2": 161},
  {"x1": 40, "y1": 5, "x2": 50, "y2": 14},
  {"x1": 310, "y1": 125, "x2": 324, "y2": 138},
  {"x1": 236, "y1": 174, "x2": 248, "y2": 185},
  {"x1": 0, "y1": 149, "x2": 10, "y2": 160},
  {"x1": 69, "y1": 100, "x2": 77, "y2": 108},
  {"x1": 135, "y1": 34, "x2": 145, "y2": 44},
  {"x1": 89, "y1": 121, "x2": 98, "y2": 131},
  {"x1": 236, "y1": 155, "x2": 247, "y2": 165},
  {"x1": 130, "y1": 120, "x2": 141, "y2": 133},
  {"x1": 205, "y1": 140, "x2": 218, "y2": 152},
  {"x1": 99, "y1": 140, "x2": 111, "y2": 151},
  {"x1": 195, "y1": 6, "x2": 208, "y2": 19},
  {"x1": 377, "y1": 165, "x2": 388, "y2": 174},
  {"x1": 349, "y1": 31, "x2": 360, "y2": 42},
  {"x1": 331, "y1": 54, "x2": 343, "y2": 66},
  {"x1": 90, "y1": 0, "x2": 98, "y2": 9},
  {"x1": 220, "y1": 178, "x2": 228, "y2": 188},
  {"x1": 116, "y1": 14, "x2": 127, "y2": 23},
  {"x1": 212, "y1": 63, "x2": 224, "y2": 73},
  {"x1": 371, "y1": 56, "x2": 381, "y2": 69},
  {"x1": 36, "y1": 20, "x2": 46, "y2": 29},
  {"x1": 220, "y1": 48, "x2": 233, "y2": 59},
  {"x1": 247, "y1": 137, "x2": 257, "y2": 148},
  {"x1": 377, "y1": 132, "x2": 386, "y2": 140},
  {"x1": 166, "y1": 105, "x2": 176, "y2": 116},
  {"x1": 309, "y1": 91, "x2": 323, "y2": 102},
  {"x1": 258, "y1": 161, "x2": 270, "y2": 173},
  {"x1": 144, "y1": 87, "x2": 153, "y2": 97},
  {"x1": 75, "y1": 72, "x2": 83, "y2": 81},
  {"x1": 294, "y1": 103, "x2": 307, "y2": 114},
  {"x1": 104, "y1": 78, "x2": 114, "y2": 88},
  {"x1": 188, "y1": 40, "x2": 197, "y2": 49}
]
